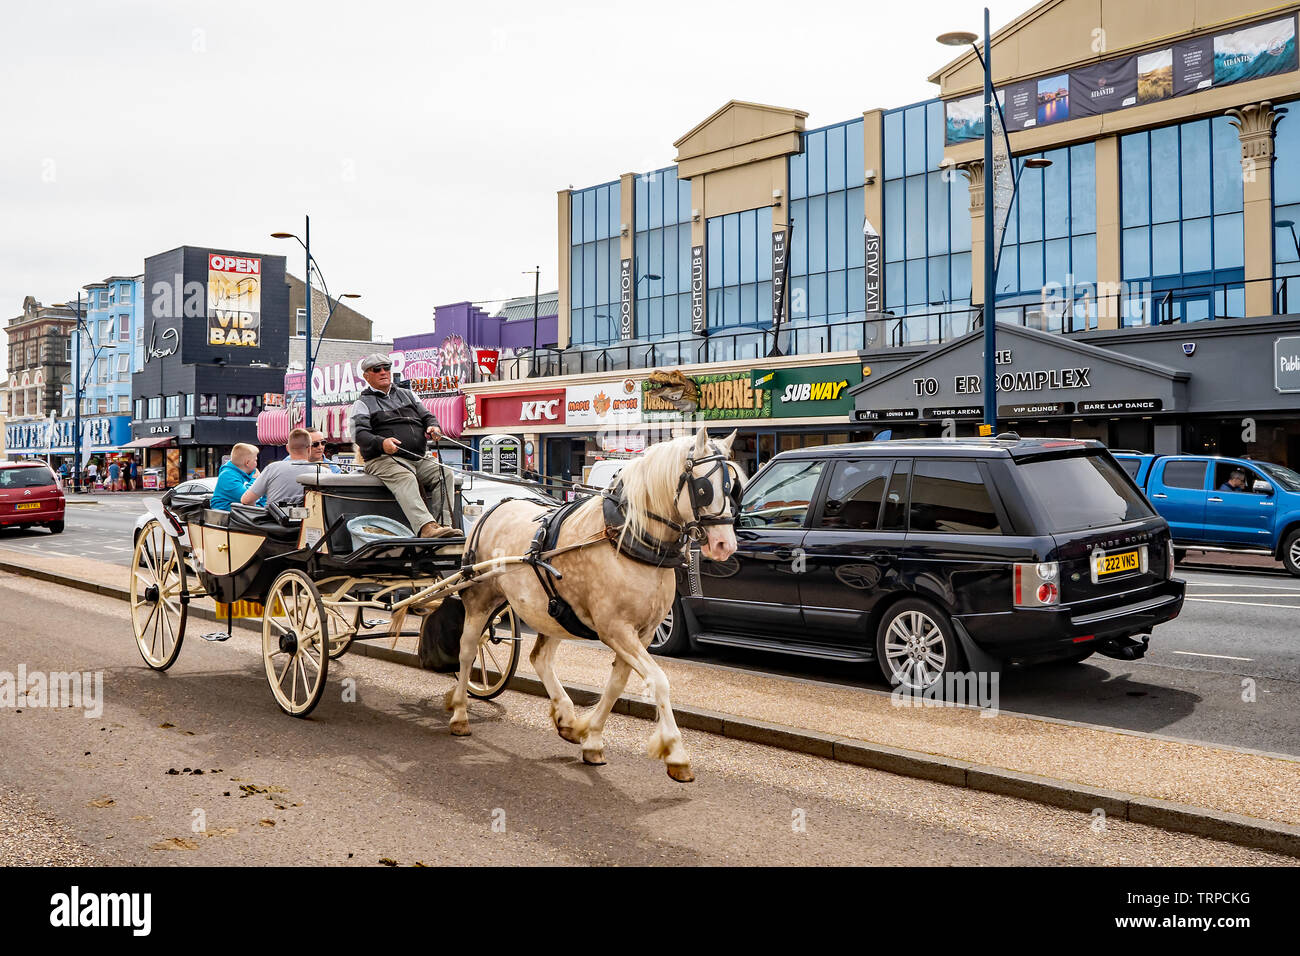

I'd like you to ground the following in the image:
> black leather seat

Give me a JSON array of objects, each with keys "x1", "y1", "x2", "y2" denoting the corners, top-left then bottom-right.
[{"x1": 227, "y1": 503, "x2": 301, "y2": 543}]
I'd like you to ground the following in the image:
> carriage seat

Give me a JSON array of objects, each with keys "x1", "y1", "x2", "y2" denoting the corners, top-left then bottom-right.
[
  {"x1": 296, "y1": 472, "x2": 388, "y2": 490},
  {"x1": 227, "y1": 502, "x2": 301, "y2": 543}
]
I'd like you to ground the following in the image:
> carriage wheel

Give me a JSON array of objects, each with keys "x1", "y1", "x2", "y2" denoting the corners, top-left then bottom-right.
[
  {"x1": 130, "y1": 518, "x2": 188, "y2": 671},
  {"x1": 325, "y1": 604, "x2": 359, "y2": 660},
  {"x1": 262, "y1": 569, "x2": 330, "y2": 717},
  {"x1": 467, "y1": 603, "x2": 520, "y2": 701}
]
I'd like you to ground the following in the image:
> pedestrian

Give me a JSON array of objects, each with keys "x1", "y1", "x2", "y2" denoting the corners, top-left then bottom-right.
[
  {"x1": 211, "y1": 443, "x2": 260, "y2": 512},
  {"x1": 128, "y1": 457, "x2": 140, "y2": 491},
  {"x1": 107, "y1": 459, "x2": 121, "y2": 492},
  {"x1": 86, "y1": 459, "x2": 99, "y2": 490}
]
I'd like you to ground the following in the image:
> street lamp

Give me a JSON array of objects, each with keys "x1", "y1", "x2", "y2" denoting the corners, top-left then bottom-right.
[
  {"x1": 271, "y1": 219, "x2": 360, "y2": 431},
  {"x1": 523, "y1": 267, "x2": 542, "y2": 376}
]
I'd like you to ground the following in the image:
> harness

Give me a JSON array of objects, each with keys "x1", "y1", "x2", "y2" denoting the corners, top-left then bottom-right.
[{"x1": 461, "y1": 441, "x2": 741, "y2": 641}]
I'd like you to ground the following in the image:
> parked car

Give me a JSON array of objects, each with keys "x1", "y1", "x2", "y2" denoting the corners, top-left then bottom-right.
[
  {"x1": 133, "y1": 477, "x2": 217, "y2": 543},
  {"x1": 651, "y1": 436, "x2": 1186, "y2": 691},
  {"x1": 582, "y1": 458, "x2": 630, "y2": 491},
  {"x1": 1113, "y1": 453, "x2": 1300, "y2": 575},
  {"x1": 0, "y1": 462, "x2": 66, "y2": 534}
]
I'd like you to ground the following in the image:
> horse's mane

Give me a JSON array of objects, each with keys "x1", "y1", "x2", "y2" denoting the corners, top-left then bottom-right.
[{"x1": 612, "y1": 434, "x2": 694, "y2": 545}]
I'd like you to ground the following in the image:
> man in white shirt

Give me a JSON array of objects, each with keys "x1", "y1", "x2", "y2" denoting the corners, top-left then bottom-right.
[{"x1": 241, "y1": 428, "x2": 317, "y2": 507}]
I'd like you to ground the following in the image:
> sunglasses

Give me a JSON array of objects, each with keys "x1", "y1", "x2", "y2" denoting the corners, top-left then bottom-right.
[
  {"x1": 310, "y1": 441, "x2": 327, "y2": 448},
  {"x1": 371, "y1": 365, "x2": 392, "y2": 372}
]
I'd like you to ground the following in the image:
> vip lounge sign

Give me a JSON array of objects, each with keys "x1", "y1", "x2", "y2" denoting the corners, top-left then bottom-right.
[
  {"x1": 206, "y1": 254, "x2": 262, "y2": 347},
  {"x1": 1276, "y1": 335, "x2": 1300, "y2": 393}
]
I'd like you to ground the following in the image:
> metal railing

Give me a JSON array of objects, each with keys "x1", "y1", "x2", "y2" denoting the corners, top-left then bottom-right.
[{"x1": 498, "y1": 274, "x2": 1300, "y2": 381}]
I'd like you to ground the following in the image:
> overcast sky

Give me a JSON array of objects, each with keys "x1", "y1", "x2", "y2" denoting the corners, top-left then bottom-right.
[{"x1": 1, "y1": 0, "x2": 1028, "y2": 375}]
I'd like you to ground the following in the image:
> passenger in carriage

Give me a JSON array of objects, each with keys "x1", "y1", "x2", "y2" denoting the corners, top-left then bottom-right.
[
  {"x1": 308, "y1": 429, "x2": 342, "y2": 473},
  {"x1": 240, "y1": 428, "x2": 317, "y2": 508},
  {"x1": 210, "y1": 443, "x2": 260, "y2": 511},
  {"x1": 349, "y1": 353, "x2": 458, "y2": 538}
]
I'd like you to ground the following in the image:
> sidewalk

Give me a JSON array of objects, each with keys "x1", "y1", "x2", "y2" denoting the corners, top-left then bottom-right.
[
  {"x1": 4, "y1": 545, "x2": 1298, "y2": 854},
  {"x1": 1181, "y1": 550, "x2": 1286, "y2": 573}
]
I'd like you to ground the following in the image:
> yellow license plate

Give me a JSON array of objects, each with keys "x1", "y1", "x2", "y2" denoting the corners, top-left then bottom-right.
[
  {"x1": 1097, "y1": 549, "x2": 1140, "y2": 576},
  {"x1": 15, "y1": 502, "x2": 41, "y2": 511},
  {"x1": 215, "y1": 600, "x2": 265, "y2": 620}
]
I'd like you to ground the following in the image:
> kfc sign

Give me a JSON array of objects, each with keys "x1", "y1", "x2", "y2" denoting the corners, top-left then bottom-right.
[{"x1": 476, "y1": 390, "x2": 567, "y2": 429}]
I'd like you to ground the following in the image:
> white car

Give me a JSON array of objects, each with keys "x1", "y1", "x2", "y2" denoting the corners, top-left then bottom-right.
[{"x1": 133, "y1": 477, "x2": 217, "y2": 542}]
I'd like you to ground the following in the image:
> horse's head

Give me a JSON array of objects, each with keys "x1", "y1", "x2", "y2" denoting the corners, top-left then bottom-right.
[{"x1": 678, "y1": 426, "x2": 740, "y2": 562}]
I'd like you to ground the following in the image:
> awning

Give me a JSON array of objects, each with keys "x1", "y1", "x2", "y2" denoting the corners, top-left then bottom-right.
[
  {"x1": 423, "y1": 395, "x2": 465, "y2": 439},
  {"x1": 257, "y1": 408, "x2": 291, "y2": 445},
  {"x1": 121, "y1": 436, "x2": 175, "y2": 449}
]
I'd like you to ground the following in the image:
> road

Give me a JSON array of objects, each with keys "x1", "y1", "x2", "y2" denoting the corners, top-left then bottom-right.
[
  {"x1": 3, "y1": 497, "x2": 1298, "y2": 756},
  {"x1": 0, "y1": 574, "x2": 1288, "y2": 865}
]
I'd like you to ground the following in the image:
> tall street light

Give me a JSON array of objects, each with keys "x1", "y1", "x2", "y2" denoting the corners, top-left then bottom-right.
[
  {"x1": 272, "y1": 218, "x2": 359, "y2": 431},
  {"x1": 939, "y1": 12, "x2": 1051, "y2": 434},
  {"x1": 523, "y1": 267, "x2": 541, "y2": 376}
]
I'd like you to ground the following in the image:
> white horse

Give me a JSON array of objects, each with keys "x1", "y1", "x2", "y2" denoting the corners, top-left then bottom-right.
[{"x1": 445, "y1": 427, "x2": 740, "y2": 782}]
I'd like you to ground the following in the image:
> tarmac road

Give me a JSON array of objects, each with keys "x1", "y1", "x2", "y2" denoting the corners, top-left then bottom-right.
[{"x1": 0, "y1": 574, "x2": 1289, "y2": 866}]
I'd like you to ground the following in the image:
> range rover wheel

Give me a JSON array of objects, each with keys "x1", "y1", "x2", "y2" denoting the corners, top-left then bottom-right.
[
  {"x1": 1282, "y1": 529, "x2": 1300, "y2": 578},
  {"x1": 875, "y1": 598, "x2": 963, "y2": 692},
  {"x1": 648, "y1": 597, "x2": 690, "y2": 656}
]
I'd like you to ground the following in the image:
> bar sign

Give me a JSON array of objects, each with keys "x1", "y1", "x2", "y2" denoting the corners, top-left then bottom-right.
[
  {"x1": 619, "y1": 257, "x2": 634, "y2": 340},
  {"x1": 690, "y1": 245, "x2": 706, "y2": 335}
]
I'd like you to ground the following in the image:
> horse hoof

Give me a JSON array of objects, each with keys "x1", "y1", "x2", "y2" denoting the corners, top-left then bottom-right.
[
  {"x1": 582, "y1": 749, "x2": 606, "y2": 766},
  {"x1": 666, "y1": 764, "x2": 695, "y2": 783},
  {"x1": 449, "y1": 719, "x2": 471, "y2": 737},
  {"x1": 557, "y1": 725, "x2": 583, "y2": 744}
]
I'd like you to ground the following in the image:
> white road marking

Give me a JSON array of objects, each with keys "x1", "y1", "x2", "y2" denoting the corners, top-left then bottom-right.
[
  {"x1": 1185, "y1": 592, "x2": 1300, "y2": 598},
  {"x1": 1186, "y1": 597, "x2": 1300, "y2": 610},
  {"x1": 1170, "y1": 650, "x2": 1254, "y2": 662}
]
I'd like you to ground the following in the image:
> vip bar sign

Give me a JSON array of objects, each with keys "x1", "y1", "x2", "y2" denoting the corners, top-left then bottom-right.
[
  {"x1": 619, "y1": 258, "x2": 634, "y2": 341},
  {"x1": 771, "y1": 228, "x2": 788, "y2": 328}
]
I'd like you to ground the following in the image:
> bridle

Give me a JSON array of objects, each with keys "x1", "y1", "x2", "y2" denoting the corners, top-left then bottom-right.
[{"x1": 652, "y1": 441, "x2": 742, "y2": 541}]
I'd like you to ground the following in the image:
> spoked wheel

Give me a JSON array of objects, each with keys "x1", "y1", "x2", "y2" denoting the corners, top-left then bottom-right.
[
  {"x1": 325, "y1": 605, "x2": 360, "y2": 660},
  {"x1": 262, "y1": 569, "x2": 330, "y2": 717},
  {"x1": 467, "y1": 603, "x2": 520, "y2": 700},
  {"x1": 130, "y1": 518, "x2": 188, "y2": 670}
]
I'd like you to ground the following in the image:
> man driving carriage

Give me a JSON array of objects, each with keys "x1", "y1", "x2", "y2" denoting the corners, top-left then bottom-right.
[{"x1": 349, "y1": 353, "x2": 459, "y2": 538}]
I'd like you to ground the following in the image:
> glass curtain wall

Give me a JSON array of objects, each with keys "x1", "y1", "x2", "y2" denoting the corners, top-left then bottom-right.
[
  {"x1": 882, "y1": 102, "x2": 972, "y2": 346},
  {"x1": 704, "y1": 205, "x2": 774, "y2": 361},
  {"x1": 788, "y1": 118, "x2": 867, "y2": 352},
  {"x1": 634, "y1": 167, "x2": 694, "y2": 363},
  {"x1": 569, "y1": 180, "x2": 622, "y2": 347},
  {"x1": 1120, "y1": 116, "x2": 1244, "y2": 324},
  {"x1": 993, "y1": 143, "x2": 1097, "y2": 332},
  {"x1": 1274, "y1": 103, "x2": 1300, "y2": 314}
]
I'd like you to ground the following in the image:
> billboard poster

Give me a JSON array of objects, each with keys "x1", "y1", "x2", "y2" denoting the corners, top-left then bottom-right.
[
  {"x1": 1214, "y1": 16, "x2": 1297, "y2": 85},
  {"x1": 641, "y1": 369, "x2": 771, "y2": 422},
  {"x1": 1069, "y1": 57, "x2": 1137, "y2": 116},
  {"x1": 943, "y1": 14, "x2": 1298, "y2": 144},
  {"x1": 565, "y1": 379, "x2": 642, "y2": 427},
  {"x1": 1173, "y1": 36, "x2": 1214, "y2": 94},
  {"x1": 1137, "y1": 48, "x2": 1174, "y2": 104},
  {"x1": 206, "y1": 253, "x2": 261, "y2": 347}
]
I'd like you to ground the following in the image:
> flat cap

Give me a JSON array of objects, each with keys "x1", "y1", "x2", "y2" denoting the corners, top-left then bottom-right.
[{"x1": 359, "y1": 353, "x2": 393, "y2": 372}]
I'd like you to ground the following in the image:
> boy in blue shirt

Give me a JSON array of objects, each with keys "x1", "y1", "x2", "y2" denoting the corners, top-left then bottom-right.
[{"x1": 211, "y1": 443, "x2": 259, "y2": 511}]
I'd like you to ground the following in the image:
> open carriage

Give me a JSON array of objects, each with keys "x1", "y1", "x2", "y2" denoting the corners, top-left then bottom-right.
[{"x1": 129, "y1": 467, "x2": 527, "y2": 717}]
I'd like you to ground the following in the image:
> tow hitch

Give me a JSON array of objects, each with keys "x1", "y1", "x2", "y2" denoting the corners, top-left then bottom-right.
[{"x1": 1097, "y1": 634, "x2": 1150, "y2": 661}]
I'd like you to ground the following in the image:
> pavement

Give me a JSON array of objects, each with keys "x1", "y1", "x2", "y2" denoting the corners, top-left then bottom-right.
[
  {"x1": 2, "y1": 544, "x2": 1298, "y2": 858},
  {"x1": 0, "y1": 573, "x2": 1292, "y2": 866}
]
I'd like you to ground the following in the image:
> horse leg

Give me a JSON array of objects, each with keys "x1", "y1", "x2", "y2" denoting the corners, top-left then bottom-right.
[
  {"x1": 604, "y1": 628, "x2": 694, "y2": 782},
  {"x1": 529, "y1": 632, "x2": 580, "y2": 743},
  {"x1": 571, "y1": 656, "x2": 632, "y2": 765},
  {"x1": 445, "y1": 604, "x2": 493, "y2": 736}
]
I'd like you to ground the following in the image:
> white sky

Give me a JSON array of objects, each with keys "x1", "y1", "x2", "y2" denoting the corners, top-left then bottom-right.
[{"x1": 1, "y1": 0, "x2": 1029, "y2": 377}]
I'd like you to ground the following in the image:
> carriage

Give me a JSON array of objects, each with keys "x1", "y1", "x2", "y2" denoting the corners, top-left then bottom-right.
[{"x1": 129, "y1": 467, "x2": 528, "y2": 717}]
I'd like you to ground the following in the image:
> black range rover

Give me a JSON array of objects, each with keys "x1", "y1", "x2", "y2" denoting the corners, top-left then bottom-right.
[{"x1": 652, "y1": 435, "x2": 1185, "y2": 690}]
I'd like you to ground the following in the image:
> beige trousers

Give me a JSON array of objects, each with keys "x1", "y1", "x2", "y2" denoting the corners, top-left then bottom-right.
[{"x1": 362, "y1": 454, "x2": 455, "y2": 533}]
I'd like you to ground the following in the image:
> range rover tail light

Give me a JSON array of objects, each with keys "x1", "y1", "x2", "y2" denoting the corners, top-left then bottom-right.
[{"x1": 1014, "y1": 561, "x2": 1060, "y2": 607}]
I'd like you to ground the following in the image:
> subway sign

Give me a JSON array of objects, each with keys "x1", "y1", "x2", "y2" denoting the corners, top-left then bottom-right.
[{"x1": 771, "y1": 363, "x2": 863, "y2": 418}]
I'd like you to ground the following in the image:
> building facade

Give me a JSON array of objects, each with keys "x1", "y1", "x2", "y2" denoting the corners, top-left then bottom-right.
[
  {"x1": 3, "y1": 296, "x2": 76, "y2": 460},
  {"x1": 129, "y1": 245, "x2": 289, "y2": 483},
  {"x1": 286, "y1": 274, "x2": 374, "y2": 345},
  {"x1": 512, "y1": 0, "x2": 1300, "y2": 473}
]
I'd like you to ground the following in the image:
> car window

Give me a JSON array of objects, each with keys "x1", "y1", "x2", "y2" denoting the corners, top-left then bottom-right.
[
  {"x1": 909, "y1": 459, "x2": 1002, "y2": 535},
  {"x1": 1117, "y1": 457, "x2": 1142, "y2": 479},
  {"x1": 1162, "y1": 460, "x2": 1208, "y2": 490},
  {"x1": 738, "y1": 459, "x2": 824, "y2": 529},
  {"x1": 1213, "y1": 462, "x2": 1268, "y2": 494},
  {"x1": 1016, "y1": 453, "x2": 1154, "y2": 532},
  {"x1": 0, "y1": 467, "x2": 56, "y2": 489},
  {"x1": 816, "y1": 459, "x2": 892, "y2": 530},
  {"x1": 1259, "y1": 462, "x2": 1300, "y2": 493}
]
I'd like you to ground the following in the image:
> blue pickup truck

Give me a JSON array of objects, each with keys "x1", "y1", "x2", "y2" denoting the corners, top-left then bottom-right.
[{"x1": 1113, "y1": 453, "x2": 1300, "y2": 576}]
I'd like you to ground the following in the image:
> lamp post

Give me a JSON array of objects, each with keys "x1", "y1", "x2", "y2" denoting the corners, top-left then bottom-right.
[
  {"x1": 72, "y1": 293, "x2": 82, "y2": 492},
  {"x1": 272, "y1": 219, "x2": 359, "y2": 432},
  {"x1": 523, "y1": 267, "x2": 541, "y2": 375}
]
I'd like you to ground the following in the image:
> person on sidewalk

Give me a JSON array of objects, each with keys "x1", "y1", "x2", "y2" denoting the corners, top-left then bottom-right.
[
  {"x1": 241, "y1": 429, "x2": 317, "y2": 508},
  {"x1": 128, "y1": 457, "x2": 140, "y2": 491},
  {"x1": 349, "y1": 354, "x2": 457, "y2": 538},
  {"x1": 211, "y1": 443, "x2": 260, "y2": 511},
  {"x1": 107, "y1": 460, "x2": 120, "y2": 492}
]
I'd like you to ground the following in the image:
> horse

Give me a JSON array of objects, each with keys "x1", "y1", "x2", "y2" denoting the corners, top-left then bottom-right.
[{"x1": 444, "y1": 426, "x2": 741, "y2": 782}]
